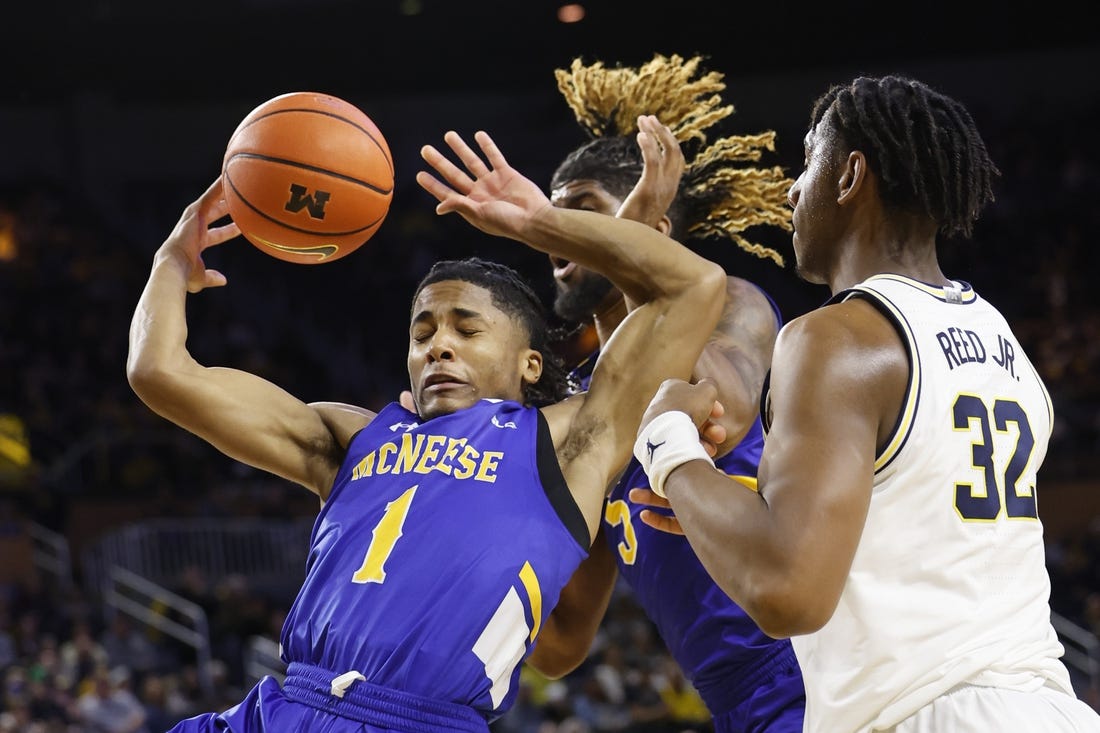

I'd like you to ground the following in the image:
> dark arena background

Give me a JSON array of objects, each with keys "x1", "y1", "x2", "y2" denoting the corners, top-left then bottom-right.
[{"x1": 1, "y1": 2, "x2": 1099, "y2": 730}]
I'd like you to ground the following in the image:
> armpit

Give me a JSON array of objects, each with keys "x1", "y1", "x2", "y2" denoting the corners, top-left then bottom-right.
[
  {"x1": 308, "y1": 431, "x2": 346, "y2": 474},
  {"x1": 558, "y1": 412, "x2": 607, "y2": 464}
]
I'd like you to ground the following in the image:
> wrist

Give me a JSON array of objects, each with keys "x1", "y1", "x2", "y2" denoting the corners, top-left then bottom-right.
[
  {"x1": 633, "y1": 411, "x2": 715, "y2": 498},
  {"x1": 152, "y1": 244, "x2": 191, "y2": 274},
  {"x1": 524, "y1": 202, "x2": 564, "y2": 249}
]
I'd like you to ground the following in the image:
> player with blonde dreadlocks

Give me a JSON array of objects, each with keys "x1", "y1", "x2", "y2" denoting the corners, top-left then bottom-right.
[
  {"x1": 527, "y1": 54, "x2": 806, "y2": 732},
  {"x1": 550, "y1": 53, "x2": 790, "y2": 269}
]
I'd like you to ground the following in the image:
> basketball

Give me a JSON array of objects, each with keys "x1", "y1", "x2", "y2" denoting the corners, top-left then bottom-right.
[{"x1": 221, "y1": 92, "x2": 394, "y2": 265}]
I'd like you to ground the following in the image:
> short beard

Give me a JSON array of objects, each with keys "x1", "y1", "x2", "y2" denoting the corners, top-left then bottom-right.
[{"x1": 553, "y1": 272, "x2": 615, "y2": 324}]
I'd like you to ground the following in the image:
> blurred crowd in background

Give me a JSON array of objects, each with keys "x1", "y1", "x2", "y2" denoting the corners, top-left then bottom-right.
[{"x1": 1, "y1": 69, "x2": 1099, "y2": 732}]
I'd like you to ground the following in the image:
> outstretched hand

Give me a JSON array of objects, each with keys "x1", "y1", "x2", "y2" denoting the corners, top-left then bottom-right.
[
  {"x1": 416, "y1": 130, "x2": 552, "y2": 242},
  {"x1": 161, "y1": 177, "x2": 240, "y2": 293},
  {"x1": 617, "y1": 115, "x2": 685, "y2": 229}
]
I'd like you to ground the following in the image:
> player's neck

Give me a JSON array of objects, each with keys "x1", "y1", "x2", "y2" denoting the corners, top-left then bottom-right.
[{"x1": 830, "y1": 235, "x2": 946, "y2": 294}]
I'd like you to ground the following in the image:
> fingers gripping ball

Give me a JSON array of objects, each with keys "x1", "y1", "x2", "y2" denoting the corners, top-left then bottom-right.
[{"x1": 222, "y1": 92, "x2": 394, "y2": 264}]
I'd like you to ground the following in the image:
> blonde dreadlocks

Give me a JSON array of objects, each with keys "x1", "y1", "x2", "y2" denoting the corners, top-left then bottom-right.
[{"x1": 552, "y1": 53, "x2": 791, "y2": 266}]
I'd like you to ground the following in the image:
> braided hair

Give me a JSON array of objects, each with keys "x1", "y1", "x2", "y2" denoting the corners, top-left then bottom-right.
[
  {"x1": 809, "y1": 75, "x2": 1000, "y2": 239},
  {"x1": 413, "y1": 257, "x2": 570, "y2": 406},
  {"x1": 552, "y1": 53, "x2": 792, "y2": 266}
]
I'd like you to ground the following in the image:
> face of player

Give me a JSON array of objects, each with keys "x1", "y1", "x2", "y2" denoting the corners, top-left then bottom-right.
[
  {"x1": 407, "y1": 280, "x2": 542, "y2": 420},
  {"x1": 787, "y1": 110, "x2": 848, "y2": 288},
  {"x1": 547, "y1": 179, "x2": 618, "y2": 323}
]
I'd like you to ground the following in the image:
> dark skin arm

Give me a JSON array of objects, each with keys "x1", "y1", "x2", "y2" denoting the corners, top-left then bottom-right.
[
  {"x1": 528, "y1": 118, "x2": 776, "y2": 676},
  {"x1": 614, "y1": 118, "x2": 779, "y2": 454},
  {"x1": 634, "y1": 300, "x2": 909, "y2": 638},
  {"x1": 526, "y1": 523, "x2": 619, "y2": 677},
  {"x1": 126, "y1": 179, "x2": 360, "y2": 500},
  {"x1": 695, "y1": 276, "x2": 778, "y2": 453},
  {"x1": 528, "y1": 120, "x2": 677, "y2": 677},
  {"x1": 529, "y1": 286, "x2": 775, "y2": 676}
]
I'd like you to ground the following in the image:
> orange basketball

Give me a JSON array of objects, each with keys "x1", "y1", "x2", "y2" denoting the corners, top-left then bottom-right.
[{"x1": 221, "y1": 92, "x2": 393, "y2": 265}]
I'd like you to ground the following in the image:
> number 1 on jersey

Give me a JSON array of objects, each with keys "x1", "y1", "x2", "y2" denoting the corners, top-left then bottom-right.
[{"x1": 352, "y1": 485, "x2": 418, "y2": 584}]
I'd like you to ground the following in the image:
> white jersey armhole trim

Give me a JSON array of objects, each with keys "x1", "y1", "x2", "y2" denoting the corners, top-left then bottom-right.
[{"x1": 844, "y1": 285, "x2": 921, "y2": 473}]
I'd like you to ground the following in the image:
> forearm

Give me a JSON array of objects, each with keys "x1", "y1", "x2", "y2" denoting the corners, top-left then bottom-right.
[
  {"x1": 127, "y1": 247, "x2": 196, "y2": 381},
  {"x1": 524, "y1": 206, "x2": 715, "y2": 304},
  {"x1": 574, "y1": 269, "x2": 725, "y2": 499},
  {"x1": 662, "y1": 461, "x2": 821, "y2": 638},
  {"x1": 527, "y1": 535, "x2": 618, "y2": 678}
]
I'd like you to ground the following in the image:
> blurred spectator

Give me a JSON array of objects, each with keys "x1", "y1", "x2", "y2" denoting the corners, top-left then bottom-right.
[
  {"x1": 653, "y1": 658, "x2": 711, "y2": 732},
  {"x1": 24, "y1": 672, "x2": 75, "y2": 729},
  {"x1": 208, "y1": 574, "x2": 269, "y2": 687},
  {"x1": 164, "y1": 664, "x2": 204, "y2": 721},
  {"x1": 99, "y1": 614, "x2": 160, "y2": 679},
  {"x1": 74, "y1": 664, "x2": 148, "y2": 733},
  {"x1": 0, "y1": 612, "x2": 13, "y2": 670},
  {"x1": 59, "y1": 619, "x2": 108, "y2": 687},
  {"x1": 139, "y1": 674, "x2": 177, "y2": 733}
]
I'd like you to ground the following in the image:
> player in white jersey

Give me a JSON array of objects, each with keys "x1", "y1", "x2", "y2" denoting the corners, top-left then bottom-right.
[{"x1": 621, "y1": 75, "x2": 1100, "y2": 732}]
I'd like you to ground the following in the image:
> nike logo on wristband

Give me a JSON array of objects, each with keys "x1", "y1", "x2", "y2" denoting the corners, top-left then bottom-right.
[{"x1": 646, "y1": 439, "x2": 665, "y2": 460}]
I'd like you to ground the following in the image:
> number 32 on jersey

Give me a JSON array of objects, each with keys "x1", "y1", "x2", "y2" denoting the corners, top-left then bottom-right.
[{"x1": 953, "y1": 394, "x2": 1039, "y2": 521}]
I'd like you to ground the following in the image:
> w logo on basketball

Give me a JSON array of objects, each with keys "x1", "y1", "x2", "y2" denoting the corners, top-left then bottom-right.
[{"x1": 284, "y1": 184, "x2": 331, "y2": 220}]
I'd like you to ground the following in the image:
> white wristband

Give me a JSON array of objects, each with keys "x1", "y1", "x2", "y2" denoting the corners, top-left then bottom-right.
[{"x1": 633, "y1": 411, "x2": 715, "y2": 499}]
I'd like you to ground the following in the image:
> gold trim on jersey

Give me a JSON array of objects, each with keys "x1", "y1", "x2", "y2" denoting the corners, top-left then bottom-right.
[
  {"x1": 1025, "y1": 358, "x2": 1055, "y2": 439},
  {"x1": 519, "y1": 561, "x2": 542, "y2": 643},
  {"x1": 846, "y1": 285, "x2": 921, "y2": 473},
  {"x1": 863, "y1": 273, "x2": 977, "y2": 303},
  {"x1": 727, "y1": 474, "x2": 759, "y2": 493}
]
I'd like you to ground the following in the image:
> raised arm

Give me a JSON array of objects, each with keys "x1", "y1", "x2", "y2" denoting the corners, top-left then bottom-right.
[
  {"x1": 418, "y1": 128, "x2": 725, "y2": 541},
  {"x1": 694, "y1": 277, "x2": 779, "y2": 453},
  {"x1": 417, "y1": 128, "x2": 720, "y2": 310},
  {"x1": 126, "y1": 178, "x2": 365, "y2": 499},
  {"x1": 527, "y1": 119, "x2": 681, "y2": 676},
  {"x1": 616, "y1": 118, "x2": 779, "y2": 454},
  {"x1": 531, "y1": 117, "x2": 743, "y2": 676}
]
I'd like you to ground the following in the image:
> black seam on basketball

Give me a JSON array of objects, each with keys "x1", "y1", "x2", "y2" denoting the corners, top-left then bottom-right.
[
  {"x1": 235, "y1": 107, "x2": 394, "y2": 171},
  {"x1": 226, "y1": 152, "x2": 393, "y2": 196},
  {"x1": 224, "y1": 177, "x2": 386, "y2": 237}
]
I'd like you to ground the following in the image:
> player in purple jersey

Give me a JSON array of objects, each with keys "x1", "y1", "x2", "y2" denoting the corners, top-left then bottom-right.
[
  {"x1": 126, "y1": 124, "x2": 725, "y2": 732},
  {"x1": 527, "y1": 54, "x2": 806, "y2": 731}
]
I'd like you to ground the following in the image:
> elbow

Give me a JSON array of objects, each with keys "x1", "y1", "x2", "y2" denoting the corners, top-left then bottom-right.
[
  {"x1": 699, "y1": 262, "x2": 727, "y2": 302},
  {"x1": 126, "y1": 357, "x2": 156, "y2": 398},
  {"x1": 690, "y1": 263, "x2": 726, "y2": 336},
  {"x1": 528, "y1": 659, "x2": 578, "y2": 682},
  {"x1": 126, "y1": 353, "x2": 163, "y2": 398},
  {"x1": 659, "y1": 262, "x2": 725, "y2": 332},
  {"x1": 750, "y1": 601, "x2": 832, "y2": 640},
  {"x1": 738, "y1": 577, "x2": 838, "y2": 640},
  {"x1": 526, "y1": 645, "x2": 586, "y2": 681},
  {"x1": 694, "y1": 264, "x2": 728, "y2": 325},
  {"x1": 126, "y1": 353, "x2": 183, "y2": 409}
]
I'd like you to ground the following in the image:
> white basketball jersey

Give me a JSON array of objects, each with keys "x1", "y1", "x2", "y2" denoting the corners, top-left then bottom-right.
[{"x1": 788, "y1": 274, "x2": 1074, "y2": 733}]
